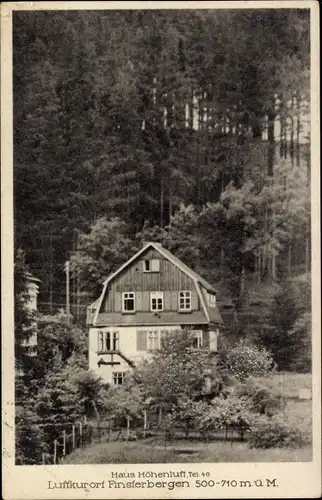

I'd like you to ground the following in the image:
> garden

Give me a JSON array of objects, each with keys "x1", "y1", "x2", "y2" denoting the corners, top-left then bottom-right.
[{"x1": 59, "y1": 332, "x2": 312, "y2": 465}]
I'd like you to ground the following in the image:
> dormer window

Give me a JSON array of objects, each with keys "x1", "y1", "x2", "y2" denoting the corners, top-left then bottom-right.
[{"x1": 143, "y1": 259, "x2": 160, "y2": 272}]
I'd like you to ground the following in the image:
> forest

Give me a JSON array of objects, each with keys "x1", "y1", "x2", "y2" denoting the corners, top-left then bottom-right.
[
  {"x1": 13, "y1": 8, "x2": 312, "y2": 466},
  {"x1": 14, "y1": 9, "x2": 310, "y2": 308}
]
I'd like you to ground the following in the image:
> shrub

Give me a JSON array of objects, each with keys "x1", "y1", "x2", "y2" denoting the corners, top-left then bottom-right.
[
  {"x1": 196, "y1": 394, "x2": 256, "y2": 440},
  {"x1": 159, "y1": 399, "x2": 209, "y2": 438},
  {"x1": 248, "y1": 413, "x2": 303, "y2": 449},
  {"x1": 235, "y1": 378, "x2": 284, "y2": 416},
  {"x1": 221, "y1": 339, "x2": 274, "y2": 382}
]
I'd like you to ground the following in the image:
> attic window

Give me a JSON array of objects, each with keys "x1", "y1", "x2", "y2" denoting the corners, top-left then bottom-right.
[{"x1": 143, "y1": 259, "x2": 160, "y2": 272}]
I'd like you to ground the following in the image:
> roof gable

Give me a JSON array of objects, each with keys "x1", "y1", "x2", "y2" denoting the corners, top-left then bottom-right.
[
  {"x1": 102, "y1": 242, "x2": 216, "y2": 293},
  {"x1": 92, "y1": 242, "x2": 217, "y2": 325}
]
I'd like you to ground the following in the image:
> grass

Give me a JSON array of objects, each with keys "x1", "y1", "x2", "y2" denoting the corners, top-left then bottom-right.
[
  {"x1": 61, "y1": 439, "x2": 312, "y2": 465},
  {"x1": 255, "y1": 372, "x2": 312, "y2": 399}
]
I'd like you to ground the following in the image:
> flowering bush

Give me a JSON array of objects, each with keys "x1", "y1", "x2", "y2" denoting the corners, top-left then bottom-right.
[
  {"x1": 248, "y1": 413, "x2": 304, "y2": 449},
  {"x1": 196, "y1": 394, "x2": 256, "y2": 439},
  {"x1": 221, "y1": 339, "x2": 274, "y2": 382},
  {"x1": 160, "y1": 398, "x2": 210, "y2": 438}
]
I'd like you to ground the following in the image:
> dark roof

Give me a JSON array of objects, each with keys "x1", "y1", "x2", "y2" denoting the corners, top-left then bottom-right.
[
  {"x1": 95, "y1": 307, "x2": 223, "y2": 326},
  {"x1": 206, "y1": 304, "x2": 224, "y2": 325},
  {"x1": 94, "y1": 310, "x2": 222, "y2": 327}
]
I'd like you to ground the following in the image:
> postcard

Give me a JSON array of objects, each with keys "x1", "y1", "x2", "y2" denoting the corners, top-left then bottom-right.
[{"x1": 1, "y1": 1, "x2": 320, "y2": 498}]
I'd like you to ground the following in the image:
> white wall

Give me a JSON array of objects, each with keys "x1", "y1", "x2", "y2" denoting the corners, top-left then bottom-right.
[{"x1": 88, "y1": 325, "x2": 180, "y2": 384}]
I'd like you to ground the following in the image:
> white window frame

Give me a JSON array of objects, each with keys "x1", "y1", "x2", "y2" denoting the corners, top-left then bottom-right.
[
  {"x1": 206, "y1": 292, "x2": 216, "y2": 308},
  {"x1": 191, "y1": 330, "x2": 203, "y2": 349},
  {"x1": 98, "y1": 331, "x2": 119, "y2": 352},
  {"x1": 178, "y1": 291, "x2": 192, "y2": 311},
  {"x1": 150, "y1": 291, "x2": 164, "y2": 311},
  {"x1": 147, "y1": 330, "x2": 160, "y2": 351},
  {"x1": 122, "y1": 292, "x2": 136, "y2": 312},
  {"x1": 112, "y1": 332, "x2": 119, "y2": 351},
  {"x1": 112, "y1": 372, "x2": 126, "y2": 385}
]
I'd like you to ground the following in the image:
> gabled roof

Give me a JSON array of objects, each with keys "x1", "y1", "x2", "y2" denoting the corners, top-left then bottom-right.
[
  {"x1": 92, "y1": 242, "x2": 218, "y2": 326},
  {"x1": 102, "y1": 242, "x2": 216, "y2": 293},
  {"x1": 156, "y1": 245, "x2": 216, "y2": 293}
]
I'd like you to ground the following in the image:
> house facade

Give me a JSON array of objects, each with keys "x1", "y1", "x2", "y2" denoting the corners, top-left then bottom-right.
[{"x1": 87, "y1": 242, "x2": 223, "y2": 385}]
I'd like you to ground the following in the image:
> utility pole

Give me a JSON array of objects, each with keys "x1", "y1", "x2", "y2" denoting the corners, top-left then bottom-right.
[{"x1": 65, "y1": 261, "x2": 70, "y2": 324}]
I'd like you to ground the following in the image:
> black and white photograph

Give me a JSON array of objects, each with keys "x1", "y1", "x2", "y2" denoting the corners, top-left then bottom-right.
[{"x1": 1, "y1": 1, "x2": 320, "y2": 499}]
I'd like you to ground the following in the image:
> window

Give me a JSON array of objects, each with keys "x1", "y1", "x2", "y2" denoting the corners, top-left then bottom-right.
[
  {"x1": 147, "y1": 330, "x2": 159, "y2": 350},
  {"x1": 206, "y1": 292, "x2": 216, "y2": 308},
  {"x1": 143, "y1": 259, "x2": 160, "y2": 272},
  {"x1": 112, "y1": 332, "x2": 119, "y2": 350},
  {"x1": 150, "y1": 291, "x2": 164, "y2": 311},
  {"x1": 122, "y1": 292, "x2": 135, "y2": 312},
  {"x1": 143, "y1": 259, "x2": 151, "y2": 272},
  {"x1": 137, "y1": 329, "x2": 163, "y2": 351},
  {"x1": 98, "y1": 331, "x2": 119, "y2": 352},
  {"x1": 112, "y1": 372, "x2": 126, "y2": 385},
  {"x1": 178, "y1": 291, "x2": 192, "y2": 311},
  {"x1": 191, "y1": 330, "x2": 203, "y2": 349}
]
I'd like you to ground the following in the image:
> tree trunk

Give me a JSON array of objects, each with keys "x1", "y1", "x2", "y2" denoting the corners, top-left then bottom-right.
[
  {"x1": 92, "y1": 400, "x2": 100, "y2": 422},
  {"x1": 267, "y1": 110, "x2": 275, "y2": 176},
  {"x1": 189, "y1": 87, "x2": 194, "y2": 130},
  {"x1": 296, "y1": 95, "x2": 301, "y2": 167},
  {"x1": 271, "y1": 252, "x2": 276, "y2": 280},
  {"x1": 240, "y1": 265, "x2": 245, "y2": 296},
  {"x1": 288, "y1": 242, "x2": 292, "y2": 276},
  {"x1": 168, "y1": 188, "x2": 172, "y2": 223},
  {"x1": 220, "y1": 248, "x2": 225, "y2": 279},
  {"x1": 160, "y1": 173, "x2": 164, "y2": 227}
]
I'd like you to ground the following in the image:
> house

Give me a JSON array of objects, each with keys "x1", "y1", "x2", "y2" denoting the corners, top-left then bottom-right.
[{"x1": 87, "y1": 242, "x2": 223, "y2": 385}]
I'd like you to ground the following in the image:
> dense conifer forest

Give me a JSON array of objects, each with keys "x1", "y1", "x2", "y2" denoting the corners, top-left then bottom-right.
[{"x1": 14, "y1": 9, "x2": 310, "y2": 343}]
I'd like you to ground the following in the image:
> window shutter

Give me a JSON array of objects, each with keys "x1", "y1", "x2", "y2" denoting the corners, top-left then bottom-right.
[
  {"x1": 151, "y1": 259, "x2": 160, "y2": 272},
  {"x1": 137, "y1": 330, "x2": 147, "y2": 351}
]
